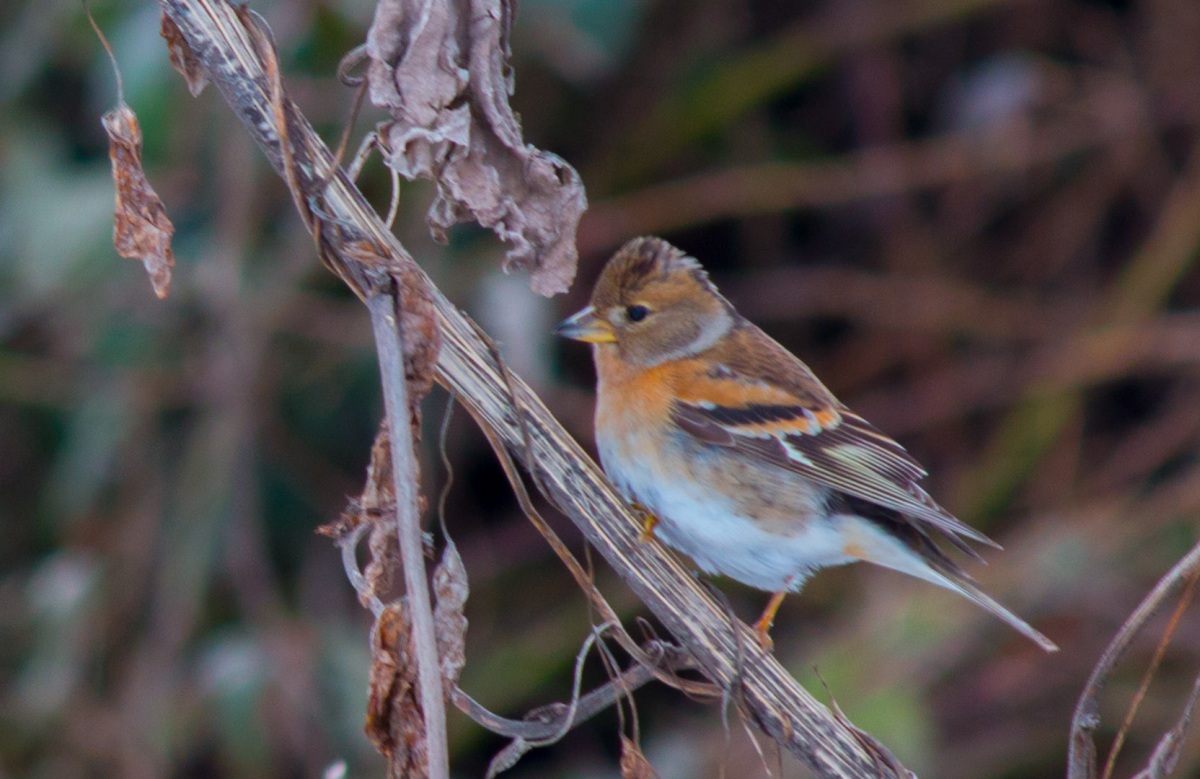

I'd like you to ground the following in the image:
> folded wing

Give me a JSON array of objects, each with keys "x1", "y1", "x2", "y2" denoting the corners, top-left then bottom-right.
[{"x1": 672, "y1": 328, "x2": 997, "y2": 556}]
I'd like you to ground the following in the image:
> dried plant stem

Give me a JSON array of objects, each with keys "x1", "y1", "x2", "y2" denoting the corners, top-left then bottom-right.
[
  {"x1": 1101, "y1": 567, "x2": 1200, "y2": 779},
  {"x1": 157, "y1": 1, "x2": 907, "y2": 775},
  {"x1": 1068, "y1": 538, "x2": 1200, "y2": 779},
  {"x1": 242, "y1": 6, "x2": 446, "y2": 773},
  {"x1": 368, "y1": 289, "x2": 449, "y2": 779},
  {"x1": 451, "y1": 641, "x2": 693, "y2": 740}
]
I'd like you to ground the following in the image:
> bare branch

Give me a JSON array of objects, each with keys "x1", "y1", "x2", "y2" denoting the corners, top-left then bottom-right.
[
  {"x1": 369, "y1": 289, "x2": 448, "y2": 778},
  {"x1": 1068, "y1": 539, "x2": 1200, "y2": 779},
  {"x1": 1130, "y1": 677, "x2": 1200, "y2": 779},
  {"x1": 244, "y1": 7, "x2": 449, "y2": 775},
  {"x1": 451, "y1": 640, "x2": 695, "y2": 740}
]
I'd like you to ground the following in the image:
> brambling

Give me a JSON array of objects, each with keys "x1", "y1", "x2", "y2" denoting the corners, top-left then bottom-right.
[{"x1": 557, "y1": 237, "x2": 1057, "y2": 652}]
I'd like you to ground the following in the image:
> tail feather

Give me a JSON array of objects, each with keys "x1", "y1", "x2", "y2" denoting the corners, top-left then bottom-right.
[
  {"x1": 942, "y1": 573, "x2": 1059, "y2": 653},
  {"x1": 846, "y1": 518, "x2": 1059, "y2": 652}
]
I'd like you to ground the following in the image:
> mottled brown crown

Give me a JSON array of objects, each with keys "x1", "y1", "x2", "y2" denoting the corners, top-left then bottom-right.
[{"x1": 591, "y1": 237, "x2": 719, "y2": 310}]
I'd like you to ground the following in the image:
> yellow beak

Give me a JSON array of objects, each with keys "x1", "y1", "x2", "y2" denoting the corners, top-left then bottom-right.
[{"x1": 554, "y1": 305, "x2": 616, "y2": 343}]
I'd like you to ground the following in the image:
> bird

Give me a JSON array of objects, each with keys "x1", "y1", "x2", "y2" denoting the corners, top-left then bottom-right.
[{"x1": 556, "y1": 236, "x2": 1057, "y2": 652}]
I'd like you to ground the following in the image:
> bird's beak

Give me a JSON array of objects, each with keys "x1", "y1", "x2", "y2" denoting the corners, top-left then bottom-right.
[{"x1": 554, "y1": 305, "x2": 616, "y2": 343}]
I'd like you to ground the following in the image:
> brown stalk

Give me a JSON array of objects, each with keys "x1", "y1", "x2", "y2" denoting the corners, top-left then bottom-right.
[
  {"x1": 1068, "y1": 539, "x2": 1200, "y2": 779},
  {"x1": 243, "y1": 8, "x2": 448, "y2": 776},
  {"x1": 368, "y1": 289, "x2": 447, "y2": 778},
  {"x1": 1101, "y1": 567, "x2": 1200, "y2": 779}
]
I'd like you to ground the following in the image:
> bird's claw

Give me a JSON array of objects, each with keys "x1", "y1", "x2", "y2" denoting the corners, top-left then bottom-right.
[{"x1": 635, "y1": 505, "x2": 659, "y2": 542}]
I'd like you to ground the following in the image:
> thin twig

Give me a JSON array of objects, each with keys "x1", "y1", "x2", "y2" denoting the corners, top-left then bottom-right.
[
  {"x1": 450, "y1": 640, "x2": 691, "y2": 740},
  {"x1": 336, "y1": 522, "x2": 382, "y2": 616},
  {"x1": 368, "y1": 288, "x2": 449, "y2": 779},
  {"x1": 236, "y1": 9, "x2": 449, "y2": 775},
  {"x1": 1102, "y1": 567, "x2": 1200, "y2": 779},
  {"x1": 1130, "y1": 676, "x2": 1200, "y2": 779},
  {"x1": 1068, "y1": 539, "x2": 1200, "y2": 779}
]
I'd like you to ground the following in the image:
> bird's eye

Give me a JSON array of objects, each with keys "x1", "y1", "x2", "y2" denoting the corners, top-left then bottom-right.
[{"x1": 626, "y1": 305, "x2": 649, "y2": 322}]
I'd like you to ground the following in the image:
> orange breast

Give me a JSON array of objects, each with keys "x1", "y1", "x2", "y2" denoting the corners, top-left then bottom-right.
[{"x1": 593, "y1": 346, "x2": 678, "y2": 445}]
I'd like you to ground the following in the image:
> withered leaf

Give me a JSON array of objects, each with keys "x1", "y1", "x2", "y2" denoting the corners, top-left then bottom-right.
[
  {"x1": 619, "y1": 735, "x2": 660, "y2": 779},
  {"x1": 362, "y1": 421, "x2": 397, "y2": 515},
  {"x1": 365, "y1": 602, "x2": 429, "y2": 778},
  {"x1": 103, "y1": 103, "x2": 174, "y2": 299},
  {"x1": 365, "y1": 0, "x2": 586, "y2": 296},
  {"x1": 361, "y1": 422, "x2": 401, "y2": 602},
  {"x1": 433, "y1": 539, "x2": 468, "y2": 692},
  {"x1": 319, "y1": 421, "x2": 395, "y2": 542},
  {"x1": 340, "y1": 238, "x2": 441, "y2": 412},
  {"x1": 160, "y1": 13, "x2": 208, "y2": 96}
]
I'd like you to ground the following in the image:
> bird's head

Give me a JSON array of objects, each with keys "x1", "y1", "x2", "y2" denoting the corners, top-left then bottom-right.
[{"x1": 556, "y1": 237, "x2": 735, "y2": 367}]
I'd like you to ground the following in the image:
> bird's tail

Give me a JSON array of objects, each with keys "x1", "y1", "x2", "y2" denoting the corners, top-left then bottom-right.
[
  {"x1": 847, "y1": 519, "x2": 1059, "y2": 652},
  {"x1": 935, "y1": 571, "x2": 1059, "y2": 652}
]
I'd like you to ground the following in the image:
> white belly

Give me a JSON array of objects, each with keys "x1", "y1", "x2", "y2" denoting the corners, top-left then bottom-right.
[{"x1": 597, "y1": 431, "x2": 856, "y2": 592}]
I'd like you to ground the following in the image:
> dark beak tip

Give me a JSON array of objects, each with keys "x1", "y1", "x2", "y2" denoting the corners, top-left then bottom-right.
[{"x1": 554, "y1": 307, "x2": 589, "y2": 338}]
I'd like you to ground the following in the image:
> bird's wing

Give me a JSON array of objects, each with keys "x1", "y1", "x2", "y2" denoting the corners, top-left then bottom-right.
[{"x1": 671, "y1": 325, "x2": 996, "y2": 553}]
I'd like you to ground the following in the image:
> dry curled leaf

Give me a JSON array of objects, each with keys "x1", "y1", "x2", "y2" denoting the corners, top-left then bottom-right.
[
  {"x1": 359, "y1": 423, "x2": 402, "y2": 602},
  {"x1": 364, "y1": 0, "x2": 586, "y2": 296},
  {"x1": 366, "y1": 602, "x2": 429, "y2": 779},
  {"x1": 433, "y1": 539, "x2": 468, "y2": 693},
  {"x1": 362, "y1": 421, "x2": 397, "y2": 512},
  {"x1": 318, "y1": 422, "x2": 393, "y2": 537},
  {"x1": 619, "y1": 735, "x2": 660, "y2": 779},
  {"x1": 160, "y1": 13, "x2": 208, "y2": 96},
  {"x1": 317, "y1": 423, "x2": 403, "y2": 606},
  {"x1": 103, "y1": 102, "x2": 175, "y2": 299}
]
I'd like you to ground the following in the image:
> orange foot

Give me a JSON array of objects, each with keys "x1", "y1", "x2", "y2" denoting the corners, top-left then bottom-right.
[
  {"x1": 634, "y1": 504, "x2": 659, "y2": 542},
  {"x1": 751, "y1": 589, "x2": 788, "y2": 652}
]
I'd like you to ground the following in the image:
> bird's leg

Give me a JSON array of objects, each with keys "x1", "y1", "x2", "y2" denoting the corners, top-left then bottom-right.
[
  {"x1": 633, "y1": 503, "x2": 659, "y2": 542},
  {"x1": 752, "y1": 576, "x2": 796, "y2": 650},
  {"x1": 751, "y1": 592, "x2": 786, "y2": 650}
]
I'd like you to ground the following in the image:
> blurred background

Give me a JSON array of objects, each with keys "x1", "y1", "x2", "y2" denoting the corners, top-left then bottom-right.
[{"x1": 3, "y1": 0, "x2": 1200, "y2": 776}]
